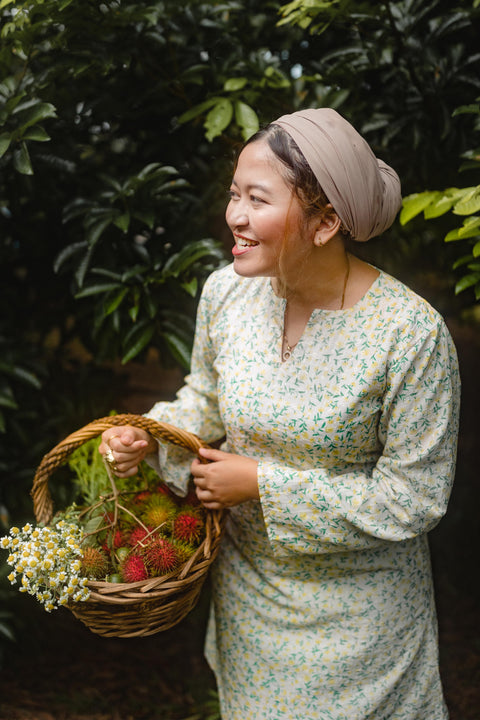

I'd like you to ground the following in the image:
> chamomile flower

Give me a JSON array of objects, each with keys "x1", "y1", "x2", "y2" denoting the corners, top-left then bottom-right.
[{"x1": 0, "y1": 521, "x2": 91, "y2": 611}]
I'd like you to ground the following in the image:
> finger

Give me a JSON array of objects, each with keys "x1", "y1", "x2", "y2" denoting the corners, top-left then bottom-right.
[
  {"x1": 198, "y1": 447, "x2": 228, "y2": 462},
  {"x1": 190, "y1": 458, "x2": 206, "y2": 477}
]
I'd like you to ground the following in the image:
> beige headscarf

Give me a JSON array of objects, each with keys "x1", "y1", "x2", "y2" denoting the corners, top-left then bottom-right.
[{"x1": 274, "y1": 108, "x2": 402, "y2": 242}]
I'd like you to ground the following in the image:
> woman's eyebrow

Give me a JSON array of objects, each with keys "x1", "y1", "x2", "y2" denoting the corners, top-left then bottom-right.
[{"x1": 231, "y1": 178, "x2": 272, "y2": 194}]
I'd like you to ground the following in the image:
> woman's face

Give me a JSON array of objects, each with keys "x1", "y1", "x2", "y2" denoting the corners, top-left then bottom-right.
[{"x1": 226, "y1": 138, "x2": 310, "y2": 279}]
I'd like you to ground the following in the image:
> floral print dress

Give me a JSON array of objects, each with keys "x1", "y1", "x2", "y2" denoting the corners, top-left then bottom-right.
[{"x1": 146, "y1": 263, "x2": 460, "y2": 720}]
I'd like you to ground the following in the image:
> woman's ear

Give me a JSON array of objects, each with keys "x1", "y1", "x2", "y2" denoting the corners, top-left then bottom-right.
[{"x1": 312, "y1": 206, "x2": 342, "y2": 247}]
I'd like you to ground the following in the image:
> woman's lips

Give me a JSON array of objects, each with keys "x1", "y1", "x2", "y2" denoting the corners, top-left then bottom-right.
[{"x1": 232, "y1": 234, "x2": 258, "y2": 256}]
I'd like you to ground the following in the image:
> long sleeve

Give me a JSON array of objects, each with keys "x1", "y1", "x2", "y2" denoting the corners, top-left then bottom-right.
[
  {"x1": 145, "y1": 272, "x2": 226, "y2": 494},
  {"x1": 258, "y1": 315, "x2": 460, "y2": 556}
]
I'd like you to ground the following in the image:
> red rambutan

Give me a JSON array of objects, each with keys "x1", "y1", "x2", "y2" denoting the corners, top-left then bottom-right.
[
  {"x1": 142, "y1": 537, "x2": 179, "y2": 575},
  {"x1": 173, "y1": 509, "x2": 205, "y2": 545},
  {"x1": 128, "y1": 525, "x2": 154, "y2": 549},
  {"x1": 121, "y1": 553, "x2": 149, "y2": 583}
]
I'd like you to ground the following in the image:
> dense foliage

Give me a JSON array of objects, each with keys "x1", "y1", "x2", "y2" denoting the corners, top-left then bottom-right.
[{"x1": 1, "y1": 0, "x2": 479, "y2": 668}]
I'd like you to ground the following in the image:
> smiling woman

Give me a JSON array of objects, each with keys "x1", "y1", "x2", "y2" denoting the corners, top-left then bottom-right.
[{"x1": 98, "y1": 108, "x2": 460, "y2": 720}]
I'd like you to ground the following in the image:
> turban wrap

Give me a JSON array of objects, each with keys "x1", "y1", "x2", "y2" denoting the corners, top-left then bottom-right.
[{"x1": 274, "y1": 108, "x2": 402, "y2": 242}]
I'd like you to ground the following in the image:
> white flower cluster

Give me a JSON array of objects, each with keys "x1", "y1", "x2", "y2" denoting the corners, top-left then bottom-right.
[{"x1": 0, "y1": 520, "x2": 91, "y2": 612}]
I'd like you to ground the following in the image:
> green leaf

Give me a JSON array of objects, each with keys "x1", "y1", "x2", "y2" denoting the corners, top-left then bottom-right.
[
  {"x1": 0, "y1": 621, "x2": 15, "y2": 642},
  {"x1": 113, "y1": 212, "x2": 130, "y2": 233},
  {"x1": 75, "y1": 283, "x2": 124, "y2": 299},
  {"x1": 224, "y1": 77, "x2": 248, "y2": 92},
  {"x1": 14, "y1": 101, "x2": 57, "y2": 130},
  {"x1": 399, "y1": 192, "x2": 439, "y2": 225},
  {"x1": 181, "y1": 277, "x2": 198, "y2": 297},
  {"x1": 53, "y1": 241, "x2": 88, "y2": 273},
  {"x1": 235, "y1": 100, "x2": 259, "y2": 141},
  {"x1": 21, "y1": 125, "x2": 51, "y2": 142},
  {"x1": 10, "y1": 366, "x2": 42, "y2": 389},
  {"x1": 13, "y1": 142, "x2": 33, "y2": 175},
  {"x1": 473, "y1": 240, "x2": 480, "y2": 258},
  {"x1": 445, "y1": 217, "x2": 480, "y2": 241},
  {"x1": 177, "y1": 97, "x2": 221, "y2": 124},
  {"x1": 163, "y1": 239, "x2": 222, "y2": 277},
  {"x1": 0, "y1": 133, "x2": 12, "y2": 158},
  {"x1": 85, "y1": 216, "x2": 114, "y2": 247},
  {"x1": 452, "y1": 254, "x2": 474, "y2": 269},
  {"x1": 104, "y1": 287, "x2": 129, "y2": 316},
  {"x1": 0, "y1": 394, "x2": 18, "y2": 409},
  {"x1": 204, "y1": 99, "x2": 233, "y2": 142},
  {"x1": 455, "y1": 272, "x2": 480, "y2": 294},
  {"x1": 163, "y1": 331, "x2": 192, "y2": 370},
  {"x1": 121, "y1": 324, "x2": 155, "y2": 364},
  {"x1": 423, "y1": 194, "x2": 457, "y2": 219},
  {"x1": 453, "y1": 186, "x2": 480, "y2": 216}
]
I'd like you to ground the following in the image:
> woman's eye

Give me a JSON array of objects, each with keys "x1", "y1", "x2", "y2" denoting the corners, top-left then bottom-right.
[
  {"x1": 250, "y1": 195, "x2": 264, "y2": 204},
  {"x1": 228, "y1": 189, "x2": 238, "y2": 200}
]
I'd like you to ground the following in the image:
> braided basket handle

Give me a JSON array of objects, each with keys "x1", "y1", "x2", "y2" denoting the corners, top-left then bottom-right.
[{"x1": 31, "y1": 413, "x2": 212, "y2": 525}]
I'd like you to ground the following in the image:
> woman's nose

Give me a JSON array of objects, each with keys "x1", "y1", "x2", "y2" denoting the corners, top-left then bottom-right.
[{"x1": 227, "y1": 200, "x2": 248, "y2": 227}]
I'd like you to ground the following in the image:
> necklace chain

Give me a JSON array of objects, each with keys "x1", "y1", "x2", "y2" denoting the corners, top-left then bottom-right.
[{"x1": 282, "y1": 255, "x2": 350, "y2": 362}]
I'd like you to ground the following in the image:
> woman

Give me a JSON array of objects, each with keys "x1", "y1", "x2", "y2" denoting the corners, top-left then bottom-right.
[{"x1": 100, "y1": 109, "x2": 460, "y2": 719}]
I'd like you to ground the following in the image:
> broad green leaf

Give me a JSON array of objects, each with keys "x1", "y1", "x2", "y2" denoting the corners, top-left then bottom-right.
[
  {"x1": 423, "y1": 194, "x2": 457, "y2": 219},
  {"x1": 473, "y1": 240, "x2": 480, "y2": 258},
  {"x1": 104, "y1": 287, "x2": 128, "y2": 316},
  {"x1": 399, "y1": 192, "x2": 439, "y2": 225},
  {"x1": 0, "y1": 133, "x2": 11, "y2": 158},
  {"x1": 53, "y1": 241, "x2": 87, "y2": 273},
  {"x1": 235, "y1": 100, "x2": 259, "y2": 141},
  {"x1": 113, "y1": 212, "x2": 130, "y2": 233},
  {"x1": 452, "y1": 254, "x2": 474, "y2": 270},
  {"x1": 453, "y1": 186, "x2": 480, "y2": 216},
  {"x1": 163, "y1": 239, "x2": 223, "y2": 277},
  {"x1": 204, "y1": 99, "x2": 233, "y2": 142},
  {"x1": 445, "y1": 226, "x2": 480, "y2": 241},
  {"x1": 13, "y1": 142, "x2": 33, "y2": 175},
  {"x1": 14, "y1": 102, "x2": 57, "y2": 130},
  {"x1": 85, "y1": 216, "x2": 114, "y2": 247},
  {"x1": 455, "y1": 272, "x2": 480, "y2": 294},
  {"x1": 163, "y1": 331, "x2": 192, "y2": 370},
  {"x1": 177, "y1": 97, "x2": 221, "y2": 124},
  {"x1": 75, "y1": 283, "x2": 124, "y2": 299},
  {"x1": 22, "y1": 126, "x2": 50, "y2": 142},
  {"x1": 121, "y1": 325, "x2": 155, "y2": 364},
  {"x1": 11, "y1": 366, "x2": 42, "y2": 389},
  {"x1": 0, "y1": 394, "x2": 18, "y2": 409},
  {"x1": 181, "y1": 277, "x2": 198, "y2": 297},
  {"x1": 224, "y1": 77, "x2": 248, "y2": 92}
]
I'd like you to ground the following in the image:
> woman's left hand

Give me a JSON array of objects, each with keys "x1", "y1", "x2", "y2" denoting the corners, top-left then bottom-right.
[{"x1": 191, "y1": 447, "x2": 259, "y2": 510}]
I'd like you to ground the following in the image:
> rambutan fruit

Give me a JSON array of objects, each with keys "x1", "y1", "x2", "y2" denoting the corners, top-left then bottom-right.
[
  {"x1": 172, "y1": 508, "x2": 205, "y2": 545},
  {"x1": 172, "y1": 539, "x2": 196, "y2": 564},
  {"x1": 140, "y1": 495, "x2": 176, "y2": 531},
  {"x1": 128, "y1": 525, "x2": 154, "y2": 550},
  {"x1": 80, "y1": 546, "x2": 109, "y2": 579},
  {"x1": 131, "y1": 490, "x2": 152, "y2": 505},
  {"x1": 121, "y1": 554, "x2": 149, "y2": 583},
  {"x1": 142, "y1": 537, "x2": 179, "y2": 575}
]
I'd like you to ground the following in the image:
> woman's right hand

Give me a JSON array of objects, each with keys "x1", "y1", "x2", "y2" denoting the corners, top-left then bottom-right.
[{"x1": 99, "y1": 424, "x2": 157, "y2": 477}]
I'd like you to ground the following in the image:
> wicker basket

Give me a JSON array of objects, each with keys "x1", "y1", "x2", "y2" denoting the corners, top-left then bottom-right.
[{"x1": 31, "y1": 413, "x2": 226, "y2": 638}]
